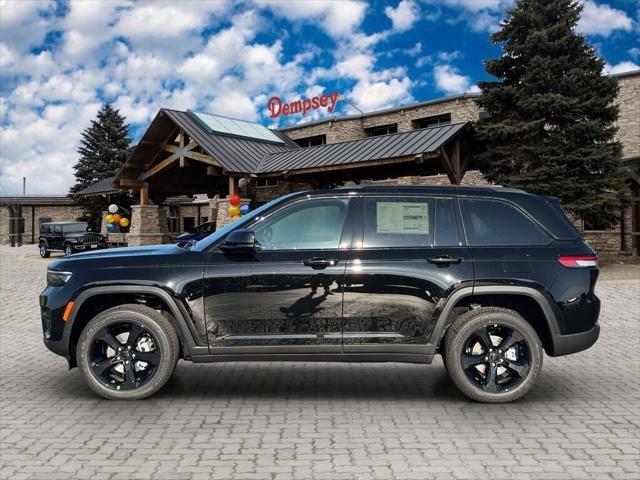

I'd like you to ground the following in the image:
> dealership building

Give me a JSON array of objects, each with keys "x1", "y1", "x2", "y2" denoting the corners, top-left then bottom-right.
[{"x1": 1, "y1": 70, "x2": 638, "y2": 253}]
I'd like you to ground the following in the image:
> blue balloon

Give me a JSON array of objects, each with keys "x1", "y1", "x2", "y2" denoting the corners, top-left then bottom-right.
[
  {"x1": 107, "y1": 223, "x2": 116, "y2": 232},
  {"x1": 240, "y1": 204, "x2": 250, "y2": 214}
]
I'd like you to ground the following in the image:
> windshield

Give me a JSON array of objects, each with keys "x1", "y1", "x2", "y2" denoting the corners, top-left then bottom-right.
[
  {"x1": 62, "y1": 223, "x2": 89, "y2": 234},
  {"x1": 192, "y1": 193, "x2": 299, "y2": 252}
]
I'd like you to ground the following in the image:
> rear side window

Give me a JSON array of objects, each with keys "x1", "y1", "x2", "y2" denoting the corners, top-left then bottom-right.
[
  {"x1": 460, "y1": 198, "x2": 549, "y2": 246},
  {"x1": 363, "y1": 196, "x2": 460, "y2": 248}
]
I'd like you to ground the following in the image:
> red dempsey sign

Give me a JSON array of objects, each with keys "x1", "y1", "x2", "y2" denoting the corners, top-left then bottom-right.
[{"x1": 268, "y1": 92, "x2": 340, "y2": 118}]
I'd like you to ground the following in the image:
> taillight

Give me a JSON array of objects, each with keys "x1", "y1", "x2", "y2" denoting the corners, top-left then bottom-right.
[{"x1": 557, "y1": 255, "x2": 598, "y2": 268}]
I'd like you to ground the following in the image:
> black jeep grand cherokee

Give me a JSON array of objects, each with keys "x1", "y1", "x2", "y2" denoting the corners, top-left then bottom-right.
[{"x1": 40, "y1": 186, "x2": 600, "y2": 402}]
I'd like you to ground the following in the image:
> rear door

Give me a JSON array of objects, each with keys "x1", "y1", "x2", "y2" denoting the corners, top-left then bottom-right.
[{"x1": 342, "y1": 194, "x2": 474, "y2": 353}]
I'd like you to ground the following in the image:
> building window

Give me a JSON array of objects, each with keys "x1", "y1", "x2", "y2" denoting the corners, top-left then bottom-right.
[
  {"x1": 257, "y1": 177, "x2": 279, "y2": 188},
  {"x1": 295, "y1": 135, "x2": 326, "y2": 148},
  {"x1": 366, "y1": 124, "x2": 398, "y2": 137},
  {"x1": 167, "y1": 218, "x2": 180, "y2": 233},
  {"x1": 583, "y1": 214, "x2": 609, "y2": 231},
  {"x1": 183, "y1": 217, "x2": 196, "y2": 232},
  {"x1": 413, "y1": 113, "x2": 452, "y2": 129}
]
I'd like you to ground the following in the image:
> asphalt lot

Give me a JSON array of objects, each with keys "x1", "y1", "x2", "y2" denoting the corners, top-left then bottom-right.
[{"x1": 1, "y1": 244, "x2": 639, "y2": 480}]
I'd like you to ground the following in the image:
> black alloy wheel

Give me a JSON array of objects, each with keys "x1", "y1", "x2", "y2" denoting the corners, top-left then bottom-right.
[
  {"x1": 64, "y1": 244, "x2": 74, "y2": 256},
  {"x1": 444, "y1": 307, "x2": 543, "y2": 403},
  {"x1": 77, "y1": 304, "x2": 179, "y2": 400},
  {"x1": 89, "y1": 322, "x2": 161, "y2": 391},
  {"x1": 460, "y1": 324, "x2": 531, "y2": 393},
  {"x1": 39, "y1": 243, "x2": 50, "y2": 258}
]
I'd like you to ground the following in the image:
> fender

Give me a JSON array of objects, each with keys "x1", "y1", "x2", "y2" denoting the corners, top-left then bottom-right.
[
  {"x1": 428, "y1": 285, "x2": 561, "y2": 352},
  {"x1": 64, "y1": 285, "x2": 204, "y2": 359}
]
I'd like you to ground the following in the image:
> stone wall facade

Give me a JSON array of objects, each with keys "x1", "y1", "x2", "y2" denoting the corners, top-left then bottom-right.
[
  {"x1": 282, "y1": 95, "x2": 481, "y2": 144},
  {"x1": 615, "y1": 72, "x2": 640, "y2": 160},
  {"x1": 0, "y1": 204, "x2": 84, "y2": 245}
]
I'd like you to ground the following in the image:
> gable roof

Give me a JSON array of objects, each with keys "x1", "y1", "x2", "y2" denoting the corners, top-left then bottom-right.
[
  {"x1": 75, "y1": 176, "x2": 118, "y2": 196},
  {"x1": 162, "y1": 109, "x2": 298, "y2": 173},
  {"x1": 256, "y1": 122, "x2": 469, "y2": 174}
]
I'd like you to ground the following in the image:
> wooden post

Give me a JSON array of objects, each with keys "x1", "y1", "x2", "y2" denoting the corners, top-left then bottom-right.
[
  {"x1": 229, "y1": 177, "x2": 239, "y2": 197},
  {"x1": 140, "y1": 184, "x2": 149, "y2": 205}
]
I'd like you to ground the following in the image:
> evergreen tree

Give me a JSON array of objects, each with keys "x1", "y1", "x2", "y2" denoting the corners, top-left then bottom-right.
[
  {"x1": 475, "y1": 0, "x2": 627, "y2": 226},
  {"x1": 70, "y1": 104, "x2": 132, "y2": 229}
]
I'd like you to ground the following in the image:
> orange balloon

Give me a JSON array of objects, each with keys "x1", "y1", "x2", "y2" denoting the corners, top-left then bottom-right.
[
  {"x1": 231, "y1": 215, "x2": 241, "y2": 221},
  {"x1": 113, "y1": 214, "x2": 122, "y2": 222}
]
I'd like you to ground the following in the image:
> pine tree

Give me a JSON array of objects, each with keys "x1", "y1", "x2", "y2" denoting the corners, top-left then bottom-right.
[
  {"x1": 70, "y1": 104, "x2": 131, "y2": 229},
  {"x1": 475, "y1": 0, "x2": 627, "y2": 226}
]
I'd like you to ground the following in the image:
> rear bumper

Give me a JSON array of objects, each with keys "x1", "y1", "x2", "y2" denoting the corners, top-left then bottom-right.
[{"x1": 550, "y1": 324, "x2": 600, "y2": 356}]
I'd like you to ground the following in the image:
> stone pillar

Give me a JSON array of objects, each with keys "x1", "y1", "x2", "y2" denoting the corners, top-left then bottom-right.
[
  {"x1": 127, "y1": 205, "x2": 170, "y2": 247},
  {"x1": 215, "y1": 197, "x2": 251, "y2": 229},
  {"x1": 100, "y1": 211, "x2": 109, "y2": 236}
]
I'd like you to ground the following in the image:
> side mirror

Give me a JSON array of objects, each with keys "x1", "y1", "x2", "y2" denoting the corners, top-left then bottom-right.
[{"x1": 219, "y1": 229, "x2": 258, "y2": 253}]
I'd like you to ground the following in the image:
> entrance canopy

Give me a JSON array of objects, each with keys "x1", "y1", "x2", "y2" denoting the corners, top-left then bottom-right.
[{"x1": 115, "y1": 108, "x2": 475, "y2": 203}]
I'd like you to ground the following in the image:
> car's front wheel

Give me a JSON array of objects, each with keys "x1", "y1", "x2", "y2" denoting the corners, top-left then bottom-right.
[
  {"x1": 77, "y1": 304, "x2": 180, "y2": 400},
  {"x1": 444, "y1": 307, "x2": 543, "y2": 403},
  {"x1": 39, "y1": 243, "x2": 50, "y2": 258},
  {"x1": 64, "y1": 243, "x2": 74, "y2": 256}
]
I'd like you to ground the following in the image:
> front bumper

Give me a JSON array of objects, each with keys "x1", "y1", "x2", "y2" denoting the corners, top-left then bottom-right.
[
  {"x1": 73, "y1": 243, "x2": 108, "y2": 251},
  {"x1": 550, "y1": 324, "x2": 600, "y2": 356}
]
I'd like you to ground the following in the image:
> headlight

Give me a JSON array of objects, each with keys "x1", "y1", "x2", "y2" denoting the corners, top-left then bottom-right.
[{"x1": 47, "y1": 270, "x2": 73, "y2": 286}]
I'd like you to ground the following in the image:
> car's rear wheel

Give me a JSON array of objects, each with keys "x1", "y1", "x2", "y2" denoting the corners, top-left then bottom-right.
[
  {"x1": 77, "y1": 304, "x2": 180, "y2": 400},
  {"x1": 39, "y1": 243, "x2": 50, "y2": 258},
  {"x1": 444, "y1": 307, "x2": 543, "y2": 403}
]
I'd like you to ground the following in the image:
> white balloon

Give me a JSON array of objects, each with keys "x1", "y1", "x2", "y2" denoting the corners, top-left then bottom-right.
[{"x1": 108, "y1": 204, "x2": 119, "y2": 214}]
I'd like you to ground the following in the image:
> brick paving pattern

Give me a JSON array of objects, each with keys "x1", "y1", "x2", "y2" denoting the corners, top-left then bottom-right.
[{"x1": 1, "y1": 245, "x2": 639, "y2": 480}]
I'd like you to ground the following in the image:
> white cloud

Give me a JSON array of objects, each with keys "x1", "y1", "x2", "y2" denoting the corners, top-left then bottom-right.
[
  {"x1": 350, "y1": 77, "x2": 413, "y2": 111},
  {"x1": 0, "y1": 0, "x2": 56, "y2": 52},
  {"x1": 385, "y1": 0, "x2": 420, "y2": 32},
  {"x1": 256, "y1": 0, "x2": 367, "y2": 38},
  {"x1": 423, "y1": 0, "x2": 513, "y2": 32},
  {"x1": 433, "y1": 65, "x2": 479, "y2": 95},
  {"x1": 577, "y1": 1, "x2": 633, "y2": 37},
  {"x1": 604, "y1": 61, "x2": 640, "y2": 75}
]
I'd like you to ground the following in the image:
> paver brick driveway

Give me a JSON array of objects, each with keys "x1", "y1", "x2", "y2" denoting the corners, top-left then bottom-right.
[{"x1": 1, "y1": 245, "x2": 639, "y2": 480}]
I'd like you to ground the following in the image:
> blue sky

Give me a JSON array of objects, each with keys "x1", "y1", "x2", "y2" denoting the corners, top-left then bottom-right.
[{"x1": 1, "y1": 0, "x2": 638, "y2": 195}]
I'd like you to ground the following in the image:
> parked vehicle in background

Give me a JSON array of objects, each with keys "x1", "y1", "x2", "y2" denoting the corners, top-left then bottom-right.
[
  {"x1": 39, "y1": 222, "x2": 108, "y2": 257},
  {"x1": 171, "y1": 221, "x2": 216, "y2": 244},
  {"x1": 39, "y1": 186, "x2": 600, "y2": 402}
]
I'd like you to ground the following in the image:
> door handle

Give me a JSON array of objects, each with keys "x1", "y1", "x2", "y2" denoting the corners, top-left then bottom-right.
[
  {"x1": 427, "y1": 256, "x2": 462, "y2": 265},
  {"x1": 303, "y1": 257, "x2": 338, "y2": 269}
]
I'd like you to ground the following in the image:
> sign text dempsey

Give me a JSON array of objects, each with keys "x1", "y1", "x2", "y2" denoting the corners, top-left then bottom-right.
[{"x1": 268, "y1": 93, "x2": 340, "y2": 118}]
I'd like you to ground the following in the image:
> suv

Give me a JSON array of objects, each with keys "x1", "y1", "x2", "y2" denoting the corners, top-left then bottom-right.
[
  {"x1": 40, "y1": 186, "x2": 600, "y2": 402},
  {"x1": 171, "y1": 221, "x2": 216, "y2": 244},
  {"x1": 39, "y1": 221, "x2": 108, "y2": 257}
]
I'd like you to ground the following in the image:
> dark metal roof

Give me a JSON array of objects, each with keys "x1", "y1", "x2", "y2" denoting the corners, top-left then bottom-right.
[
  {"x1": 257, "y1": 122, "x2": 469, "y2": 174},
  {"x1": 162, "y1": 109, "x2": 298, "y2": 173},
  {"x1": 75, "y1": 176, "x2": 118, "y2": 196},
  {"x1": 0, "y1": 196, "x2": 76, "y2": 206}
]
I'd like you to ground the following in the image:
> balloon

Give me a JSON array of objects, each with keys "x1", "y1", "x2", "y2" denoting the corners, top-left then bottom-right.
[
  {"x1": 105, "y1": 214, "x2": 115, "y2": 224},
  {"x1": 108, "y1": 204, "x2": 119, "y2": 214},
  {"x1": 229, "y1": 194, "x2": 241, "y2": 206},
  {"x1": 240, "y1": 204, "x2": 250, "y2": 214},
  {"x1": 107, "y1": 223, "x2": 116, "y2": 231},
  {"x1": 119, "y1": 217, "x2": 129, "y2": 227},
  {"x1": 113, "y1": 214, "x2": 122, "y2": 223},
  {"x1": 228, "y1": 205, "x2": 240, "y2": 216},
  {"x1": 231, "y1": 215, "x2": 241, "y2": 221}
]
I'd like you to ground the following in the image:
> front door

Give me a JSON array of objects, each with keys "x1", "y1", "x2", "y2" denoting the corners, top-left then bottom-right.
[
  {"x1": 203, "y1": 196, "x2": 355, "y2": 353},
  {"x1": 52, "y1": 225, "x2": 63, "y2": 249},
  {"x1": 342, "y1": 195, "x2": 474, "y2": 353}
]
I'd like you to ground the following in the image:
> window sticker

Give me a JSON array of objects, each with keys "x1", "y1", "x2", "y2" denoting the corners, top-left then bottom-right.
[{"x1": 376, "y1": 202, "x2": 429, "y2": 234}]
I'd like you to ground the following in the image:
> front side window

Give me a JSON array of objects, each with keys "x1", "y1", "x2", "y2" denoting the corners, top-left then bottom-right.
[
  {"x1": 251, "y1": 198, "x2": 349, "y2": 251},
  {"x1": 460, "y1": 198, "x2": 549, "y2": 246}
]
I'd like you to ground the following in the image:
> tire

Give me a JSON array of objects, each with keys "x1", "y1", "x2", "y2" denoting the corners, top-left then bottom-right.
[
  {"x1": 444, "y1": 307, "x2": 543, "y2": 403},
  {"x1": 39, "y1": 243, "x2": 50, "y2": 258},
  {"x1": 77, "y1": 304, "x2": 180, "y2": 400},
  {"x1": 64, "y1": 243, "x2": 74, "y2": 256}
]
